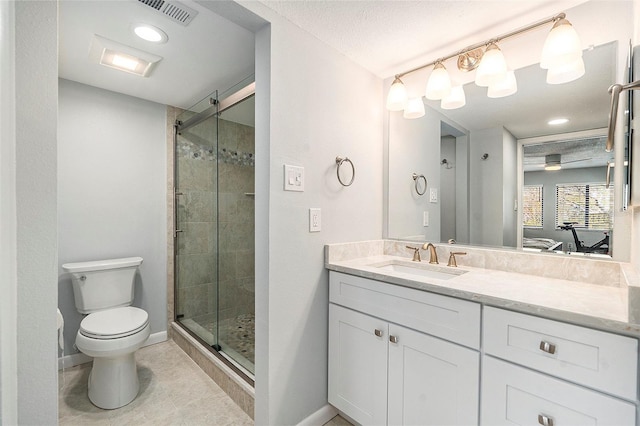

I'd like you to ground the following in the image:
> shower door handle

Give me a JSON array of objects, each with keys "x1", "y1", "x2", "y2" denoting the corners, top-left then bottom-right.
[{"x1": 174, "y1": 190, "x2": 184, "y2": 238}]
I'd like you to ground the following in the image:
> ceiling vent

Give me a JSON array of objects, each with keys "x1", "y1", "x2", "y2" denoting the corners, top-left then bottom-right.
[{"x1": 137, "y1": 0, "x2": 198, "y2": 26}]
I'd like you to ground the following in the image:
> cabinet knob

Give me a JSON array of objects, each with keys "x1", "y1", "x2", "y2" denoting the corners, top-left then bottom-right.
[
  {"x1": 538, "y1": 414, "x2": 554, "y2": 426},
  {"x1": 539, "y1": 341, "x2": 556, "y2": 355},
  {"x1": 374, "y1": 329, "x2": 383, "y2": 337},
  {"x1": 389, "y1": 335, "x2": 399, "y2": 344}
]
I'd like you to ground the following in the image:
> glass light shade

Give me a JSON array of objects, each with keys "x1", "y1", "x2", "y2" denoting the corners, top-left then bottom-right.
[
  {"x1": 487, "y1": 70, "x2": 517, "y2": 98},
  {"x1": 546, "y1": 57, "x2": 585, "y2": 84},
  {"x1": 386, "y1": 77, "x2": 408, "y2": 111},
  {"x1": 475, "y1": 44, "x2": 508, "y2": 87},
  {"x1": 133, "y1": 23, "x2": 168, "y2": 43},
  {"x1": 440, "y1": 85, "x2": 466, "y2": 110},
  {"x1": 540, "y1": 19, "x2": 582, "y2": 69},
  {"x1": 403, "y1": 97, "x2": 425, "y2": 119},
  {"x1": 425, "y1": 63, "x2": 452, "y2": 100}
]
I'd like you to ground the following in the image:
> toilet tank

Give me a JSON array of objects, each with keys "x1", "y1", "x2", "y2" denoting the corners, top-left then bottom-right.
[{"x1": 62, "y1": 257, "x2": 143, "y2": 314}]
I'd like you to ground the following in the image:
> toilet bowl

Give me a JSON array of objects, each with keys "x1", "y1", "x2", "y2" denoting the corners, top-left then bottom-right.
[
  {"x1": 63, "y1": 256, "x2": 149, "y2": 410},
  {"x1": 75, "y1": 306, "x2": 150, "y2": 409}
]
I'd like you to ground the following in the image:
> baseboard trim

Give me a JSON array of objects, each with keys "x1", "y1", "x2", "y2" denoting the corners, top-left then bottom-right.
[
  {"x1": 297, "y1": 404, "x2": 338, "y2": 426},
  {"x1": 58, "y1": 330, "x2": 168, "y2": 370}
]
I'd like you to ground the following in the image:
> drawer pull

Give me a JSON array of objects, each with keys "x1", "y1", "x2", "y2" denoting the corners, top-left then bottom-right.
[
  {"x1": 374, "y1": 329, "x2": 383, "y2": 337},
  {"x1": 390, "y1": 335, "x2": 399, "y2": 344},
  {"x1": 538, "y1": 414, "x2": 554, "y2": 426},
  {"x1": 539, "y1": 340, "x2": 556, "y2": 354}
]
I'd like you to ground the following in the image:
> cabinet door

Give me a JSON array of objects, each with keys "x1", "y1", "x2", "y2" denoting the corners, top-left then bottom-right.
[
  {"x1": 481, "y1": 356, "x2": 636, "y2": 426},
  {"x1": 328, "y1": 304, "x2": 388, "y2": 425},
  {"x1": 388, "y1": 324, "x2": 479, "y2": 426}
]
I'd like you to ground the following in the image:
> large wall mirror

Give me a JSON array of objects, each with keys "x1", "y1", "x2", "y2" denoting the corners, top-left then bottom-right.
[{"x1": 385, "y1": 1, "x2": 634, "y2": 260}]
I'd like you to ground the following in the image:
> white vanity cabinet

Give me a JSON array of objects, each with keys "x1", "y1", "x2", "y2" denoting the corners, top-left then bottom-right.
[
  {"x1": 328, "y1": 271, "x2": 480, "y2": 425},
  {"x1": 481, "y1": 307, "x2": 638, "y2": 426}
]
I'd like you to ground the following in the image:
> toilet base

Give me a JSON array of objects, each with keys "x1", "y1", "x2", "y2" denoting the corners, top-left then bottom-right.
[{"x1": 87, "y1": 353, "x2": 140, "y2": 409}]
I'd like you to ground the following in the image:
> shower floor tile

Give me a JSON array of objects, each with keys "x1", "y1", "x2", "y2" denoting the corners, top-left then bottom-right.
[
  {"x1": 58, "y1": 340, "x2": 252, "y2": 425},
  {"x1": 190, "y1": 312, "x2": 255, "y2": 366}
]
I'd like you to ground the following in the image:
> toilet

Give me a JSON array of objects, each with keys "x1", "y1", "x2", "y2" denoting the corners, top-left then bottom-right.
[{"x1": 62, "y1": 256, "x2": 150, "y2": 410}]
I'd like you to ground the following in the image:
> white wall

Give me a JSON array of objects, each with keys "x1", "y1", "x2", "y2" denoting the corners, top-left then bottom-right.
[
  {"x1": 9, "y1": 1, "x2": 58, "y2": 423},
  {"x1": 0, "y1": 0, "x2": 17, "y2": 422},
  {"x1": 58, "y1": 79, "x2": 168, "y2": 354},
  {"x1": 238, "y1": 3, "x2": 384, "y2": 424},
  {"x1": 388, "y1": 106, "x2": 442, "y2": 241}
]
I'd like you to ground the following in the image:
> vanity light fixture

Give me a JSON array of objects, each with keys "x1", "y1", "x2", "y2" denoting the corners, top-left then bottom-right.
[
  {"x1": 132, "y1": 23, "x2": 168, "y2": 44},
  {"x1": 441, "y1": 85, "x2": 466, "y2": 110},
  {"x1": 487, "y1": 70, "x2": 517, "y2": 98},
  {"x1": 386, "y1": 12, "x2": 583, "y2": 119},
  {"x1": 425, "y1": 62, "x2": 452, "y2": 100},
  {"x1": 387, "y1": 76, "x2": 408, "y2": 111},
  {"x1": 89, "y1": 35, "x2": 162, "y2": 77},
  {"x1": 404, "y1": 97, "x2": 426, "y2": 119}
]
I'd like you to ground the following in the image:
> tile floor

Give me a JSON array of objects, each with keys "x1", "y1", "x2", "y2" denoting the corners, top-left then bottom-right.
[
  {"x1": 59, "y1": 339, "x2": 351, "y2": 425},
  {"x1": 58, "y1": 340, "x2": 252, "y2": 425}
]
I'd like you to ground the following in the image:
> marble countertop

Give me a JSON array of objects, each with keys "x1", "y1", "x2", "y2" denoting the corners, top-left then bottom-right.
[{"x1": 326, "y1": 254, "x2": 640, "y2": 338}]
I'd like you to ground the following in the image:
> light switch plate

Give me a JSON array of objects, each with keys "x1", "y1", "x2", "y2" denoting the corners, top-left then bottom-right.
[
  {"x1": 284, "y1": 164, "x2": 304, "y2": 192},
  {"x1": 423, "y1": 211, "x2": 429, "y2": 227},
  {"x1": 309, "y1": 208, "x2": 321, "y2": 232},
  {"x1": 429, "y1": 188, "x2": 438, "y2": 203}
]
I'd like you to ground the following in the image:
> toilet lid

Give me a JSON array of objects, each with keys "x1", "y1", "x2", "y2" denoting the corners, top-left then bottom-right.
[{"x1": 80, "y1": 307, "x2": 149, "y2": 339}]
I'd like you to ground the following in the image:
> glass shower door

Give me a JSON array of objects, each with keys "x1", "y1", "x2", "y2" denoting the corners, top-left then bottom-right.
[
  {"x1": 175, "y1": 92, "x2": 219, "y2": 349},
  {"x1": 216, "y1": 94, "x2": 255, "y2": 374},
  {"x1": 174, "y1": 87, "x2": 255, "y2": 376}
]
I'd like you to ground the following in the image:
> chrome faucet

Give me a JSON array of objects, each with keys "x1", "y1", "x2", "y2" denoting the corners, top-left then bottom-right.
[{"x1": 421, "y1": 243, "x2": 439, "y2": 264}]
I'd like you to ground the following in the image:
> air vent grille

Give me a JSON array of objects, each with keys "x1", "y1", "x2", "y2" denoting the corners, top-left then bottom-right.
[{"x1": 137, "y1": 0, "x2": 198, "y2": 26}]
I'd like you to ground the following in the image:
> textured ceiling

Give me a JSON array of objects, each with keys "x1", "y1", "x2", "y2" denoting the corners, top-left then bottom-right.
[{"x1": 259, "y1": 0, "x2": 587, "y2": 78}]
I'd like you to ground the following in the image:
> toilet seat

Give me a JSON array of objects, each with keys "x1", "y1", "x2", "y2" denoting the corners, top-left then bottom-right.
[{"x1": 80, "y1": 306, "x2": 149, "y2": 340}]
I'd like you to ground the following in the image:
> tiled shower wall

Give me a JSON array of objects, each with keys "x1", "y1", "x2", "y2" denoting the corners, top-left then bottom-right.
[
  {"x1": 175, "y1": 115, "x2": 255, "y2": 323},
  {"x1": 218, "y1": 119, "x2": 255, "y2": 321}
]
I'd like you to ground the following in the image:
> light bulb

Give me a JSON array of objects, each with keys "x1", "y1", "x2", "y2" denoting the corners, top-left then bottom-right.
[
  {"x1": 403, "y1": 97, "x2": 425, "y2": 119},
  {"x1": 425, "y1": 63, "x2": 452, "y2": 100},
  {"x1": 386, "y1": 77, "x2": 408, "y2": 111},
  {"x1": 487, "y1": 70, "x2": 517, "y2": 98},
  {"x1": 441, "y1": 85, "x2": 466, "y2": 110},
  {"x1": 475, "y1": 43, "x2": 508, "y2": 87},
  {"x1": 540, "y1": 18, "x2": 582, "y2": 69}
]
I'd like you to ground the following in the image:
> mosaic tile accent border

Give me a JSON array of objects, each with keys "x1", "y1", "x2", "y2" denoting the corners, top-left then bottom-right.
[{"x1": 177, "y1": 139, "x2": 255, "y2": 167}]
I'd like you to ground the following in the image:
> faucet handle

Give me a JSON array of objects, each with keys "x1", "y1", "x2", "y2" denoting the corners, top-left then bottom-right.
[
  {"x1": 405, "y1": 246, "x2": 421, "y2": 262},
  {"x1": 447, "y1": 251, "x2": 467, "y2": 267}
]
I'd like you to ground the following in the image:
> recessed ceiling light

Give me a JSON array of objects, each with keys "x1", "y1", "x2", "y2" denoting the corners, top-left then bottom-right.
[
  {"x1": 548, "y1": 118, "x2": 569, "y2": 125},
  {"x1": 89, "y1": 35, "x2": 162, "y2": 77},
  {"x1": 132, "y1": 23, "x2": 168, "y2": 44}
]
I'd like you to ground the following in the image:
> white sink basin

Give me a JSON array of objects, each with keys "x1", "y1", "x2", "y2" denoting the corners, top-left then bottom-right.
[{"x1": 372, "y1": 261, "x2": 466, "y2": 281}]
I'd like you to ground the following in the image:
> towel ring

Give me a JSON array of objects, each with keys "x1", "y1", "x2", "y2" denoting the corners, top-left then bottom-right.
[
  {"x1": 336, "y1": 156, "x2": 355, "y2": 187},
  {"x1": 412, "y1": 173, "x2": 427, "y2": 196}
]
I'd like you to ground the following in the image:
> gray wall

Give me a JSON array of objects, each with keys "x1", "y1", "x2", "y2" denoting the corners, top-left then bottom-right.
[
  {"x1": 440, "y1": 136, "x2": 456, "y2": 241},
  {"x1": 524, "y1": 166, "x2": 609, "y2": 249},
  {"x1": 469, "y1": 126, "x2": 517, "y2": 247},
  {"x1": 58, "y1": 79, "x2": 168, "y2": 354},
  {"x1": 241, "y1": 3, "x2": 384, "y2": 423},
  {"x1": 388, "y1": 105, "x2": 442, "y2": 241},
  {"x1": 455, "y1": 134, "x2": 470, "y2": 243},
  {"x1": 2, "y1": 2, "x2": 59, "y2": 423}
]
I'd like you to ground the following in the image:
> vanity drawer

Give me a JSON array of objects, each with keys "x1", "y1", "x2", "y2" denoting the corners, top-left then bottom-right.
[
  {"x1": 483, "y1": 306, "x2": 638, "y2": 400},
  {"x1": 329, "y1": 271, "x2": 480, "y2": 348},
  {"x1": 481, "y1": 356, "x2": 636, "y2": 426}
]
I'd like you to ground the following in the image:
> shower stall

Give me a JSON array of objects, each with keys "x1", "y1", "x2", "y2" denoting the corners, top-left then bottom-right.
[{"x1": 173, "y1": 82, "x2": 255, "y2": 377}]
